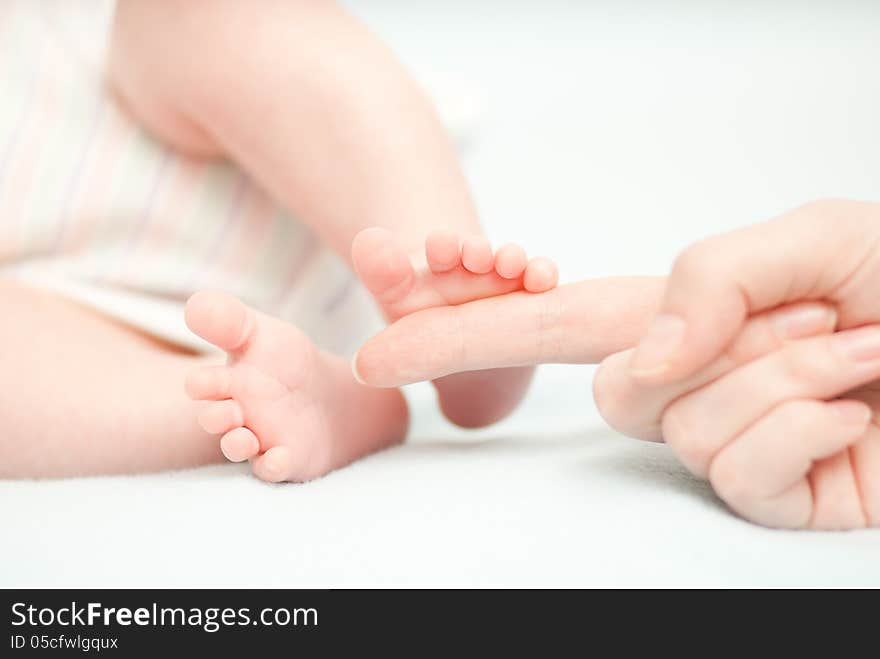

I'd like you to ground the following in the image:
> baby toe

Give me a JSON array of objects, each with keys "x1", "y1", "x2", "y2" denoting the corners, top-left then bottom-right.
[
  {"x1": 425, "y1": 230, "x2": 461, "y2": 273},
  {"x1": 184, "y1": 365, "x2": 233, "y2": 401},
  {"x1": 220, "y1": 427, "x2": 261, "y2": 463},
  {"x1": 461, "y1": 236, "x2": 494, "y2": 274},
  {"x1": 198, "y1": 399, "x2": 244, "y2": 435},
  {"x1": 494, "y1": 243, "x2": 528, "y2": 279},
  {"x1": 351, "y1": 227, "x2": 416, "y2": 304},
  {"x1": 523, "y1": 257, "x2": 559, "y2": 292},
  {"x1": 251, "y1": 446, "x2": 298, "y2": 483},
  {"x1": 184, "y1": 291, "x2": 255, "y2": 353}
]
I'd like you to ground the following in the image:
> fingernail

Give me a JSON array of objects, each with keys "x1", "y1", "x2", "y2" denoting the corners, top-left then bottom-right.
[
  {"x1": 630, "y1": 314, "x2": 687, "y2": 377},
  {"x1": 830, "y1": 400, "x2": 871, "y2": 426},
  {"x1": 832, "y1": 326, "x2": 880, "y2": 362},
  {"x1": 351, "y1": 354, "x2": 366, "y2": 384},
  {"x1": 772, "y1": 305, "x2": 837, "y2": 339}
]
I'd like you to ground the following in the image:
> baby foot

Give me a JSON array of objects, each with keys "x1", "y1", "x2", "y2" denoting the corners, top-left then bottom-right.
[
  {"x1": 352, "y1": 227, "x2": 558, "y2": 427},
  {"x1": 352, "y1": 228, "x2": 558, "y2": 319},
  {"x1": 184, "y1": 291, "x2": 407, "y2": 482}
]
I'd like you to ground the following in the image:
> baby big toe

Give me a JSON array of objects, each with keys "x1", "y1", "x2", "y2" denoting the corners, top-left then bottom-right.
[
  {"x1": 351, "y1": 227, "x2": 416, "y2": 305},
  {"x1": 185, "y1": 291, "x2": 255, "y2": 352},
  {"x1": 220, "y1": 427, "x2": 261, "y2": 463},
  {"x1": 184, "y1": 365, "x2": 233, "y2": 401}
]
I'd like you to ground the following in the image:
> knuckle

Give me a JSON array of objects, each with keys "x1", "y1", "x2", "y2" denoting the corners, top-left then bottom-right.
[
  {"x1": 671, "y1": 240, "x2": 718, "y2": 281},
  {"x1": 662, "y1": 404, "x2": 712, "y2": 472},
  {"x1": 593, "y1": 355, "x2": 665, "y2": 441},
  {"x1": 708, "y1": 451, "x2": 752, "y2": 507}
]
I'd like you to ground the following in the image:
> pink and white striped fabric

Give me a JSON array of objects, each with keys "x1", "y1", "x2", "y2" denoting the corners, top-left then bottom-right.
[{"x1": 0, "y1": 0, "x2": 378, "y2": 354}]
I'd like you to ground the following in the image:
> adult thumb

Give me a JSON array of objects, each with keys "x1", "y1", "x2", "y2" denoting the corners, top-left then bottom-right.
[{"x1": 629, "y1": 199, "x2": 874, "y2": 383}]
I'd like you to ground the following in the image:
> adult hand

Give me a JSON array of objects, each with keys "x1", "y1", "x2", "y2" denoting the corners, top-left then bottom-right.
[
  {"x1": 595, "y1": 310, "x2": 880, "y2": 529},
  {"x1": 355, "y1": 199, "x2": 880, "y2": 529},
  {"x1": 596, "y1": 199, "x2": 880, "y2": 529}
]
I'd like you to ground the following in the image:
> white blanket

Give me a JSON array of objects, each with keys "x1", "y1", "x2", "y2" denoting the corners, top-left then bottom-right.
[
  {"x1": 4, "y1": 379, "x2": 880, "y2": 587},
  {"x1": 3, "y1": 0, "x2": 880, "y2": 587}
]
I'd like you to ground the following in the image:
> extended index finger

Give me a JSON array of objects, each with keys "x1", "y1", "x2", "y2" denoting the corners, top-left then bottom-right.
[{"x1": 353, "y1": 276, "x2": 664, "y2": 387}]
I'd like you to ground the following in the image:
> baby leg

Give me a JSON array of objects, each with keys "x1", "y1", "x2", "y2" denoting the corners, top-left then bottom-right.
[{"x1": 0, "y1": 281, "x2": 221, "y2": 478}]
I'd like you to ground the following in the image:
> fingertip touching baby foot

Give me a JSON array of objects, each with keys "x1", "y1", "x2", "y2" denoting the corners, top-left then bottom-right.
[
  {"x1": 184, "y1": 291, "x2": 407, "y2": 482},
  {"x1": 352, "y1": 227, "x2": 558, "y2": 428}
]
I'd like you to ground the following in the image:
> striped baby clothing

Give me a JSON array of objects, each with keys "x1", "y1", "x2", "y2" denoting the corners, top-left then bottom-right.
[{"x1": 0, "y1": 0, "x2": 379, "y2": 355}]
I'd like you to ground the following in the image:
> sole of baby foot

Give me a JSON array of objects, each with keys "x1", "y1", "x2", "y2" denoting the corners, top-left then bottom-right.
[
  {"x1": 352, "y1": 227, "x2": 554, "y2": 428},
  {"x1": 184, "y1": 291, "x2": 408, "y2": 482}
]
